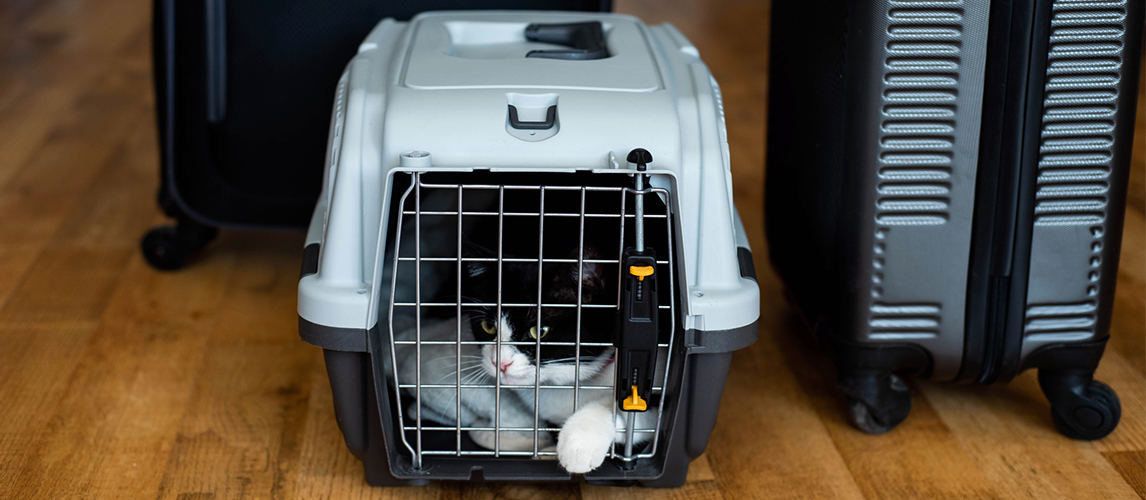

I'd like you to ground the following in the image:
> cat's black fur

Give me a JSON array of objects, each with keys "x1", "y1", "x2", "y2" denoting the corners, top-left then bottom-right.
[{"x1": 461, "y1": 238, "x2": 615, "y2": 363}]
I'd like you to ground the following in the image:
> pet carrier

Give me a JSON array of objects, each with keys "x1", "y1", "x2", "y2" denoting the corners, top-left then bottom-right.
[
  {"x1": 297, "y1": 12, "x2": 759, "y2": 486},
  {"x1": 766, "y1": 0, "x2": 1142, "y2": 438}
]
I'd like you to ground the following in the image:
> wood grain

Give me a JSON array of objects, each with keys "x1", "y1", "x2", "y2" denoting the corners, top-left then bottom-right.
[
  {"x1": 1105, "y1": 451, "x2": 1146, "y2": 499},
  {"x1": 0, "y1": 0, "x2": 1142, "y2": 498}
]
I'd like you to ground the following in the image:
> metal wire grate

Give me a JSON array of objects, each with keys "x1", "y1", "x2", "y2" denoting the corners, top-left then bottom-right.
[{"x1": 385, "y1": 172, "x2": 676, "y2": 469}]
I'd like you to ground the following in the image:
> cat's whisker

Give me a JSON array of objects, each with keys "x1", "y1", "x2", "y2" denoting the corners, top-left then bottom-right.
[{"x1": 428, "y1": 364, "x2": 489, "y2": 386}]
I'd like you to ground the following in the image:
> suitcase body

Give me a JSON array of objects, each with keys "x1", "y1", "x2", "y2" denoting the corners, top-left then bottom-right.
[
  {"x1": 142, "y1": 0, "x2": 611, "y2": 270},
  {"x1": 297, "y1": 12, "x2": 759, "y2": 485},
  {"x1": 766, "y1": 0, "x2": 1142, "y2": 438}
]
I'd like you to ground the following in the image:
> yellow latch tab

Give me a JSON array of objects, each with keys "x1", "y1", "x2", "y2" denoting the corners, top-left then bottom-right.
[
  {"x1": 629, "y1": 265, "x2": 654, "y2": 281},
  {"x1": 622, "y1": 385, "x2": 647, "y2": 411}
]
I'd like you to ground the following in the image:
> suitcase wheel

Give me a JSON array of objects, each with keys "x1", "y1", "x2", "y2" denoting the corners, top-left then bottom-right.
[
  {"x1": 1046, "y1": 379, "x2": 1121, "y2": 441},
  {"x1": 841, "y1": 373, "x2": 912, "y2": 435},
  {"x1": 140, "y1": 218, "x2": 219, "y2": 271}
]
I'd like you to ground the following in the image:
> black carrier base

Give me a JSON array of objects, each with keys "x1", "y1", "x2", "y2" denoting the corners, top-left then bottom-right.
[{"x1": 320, "y1": 348, "x2": 737, "y2": 487}]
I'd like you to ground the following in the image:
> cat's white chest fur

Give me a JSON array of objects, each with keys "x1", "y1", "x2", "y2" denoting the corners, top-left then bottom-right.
[{"x1": 395, "y1": 315, "x2": 658, "y2": 474}]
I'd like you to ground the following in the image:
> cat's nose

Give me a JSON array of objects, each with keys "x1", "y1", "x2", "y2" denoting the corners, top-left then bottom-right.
[{"x1": 498, "y1": 360, "x2": 514, "y2": 373}]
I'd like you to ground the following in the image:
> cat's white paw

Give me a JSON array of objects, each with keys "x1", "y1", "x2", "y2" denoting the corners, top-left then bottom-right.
[
  {"x1": 556, "y1": 405, "x2": 614, "y2": 473},
  {"x1": 556, "y1": 432, "x2": 610, "y2": 473},
  {"x1": 469, "y1": 429, "x2": 497, "y2": 450}
]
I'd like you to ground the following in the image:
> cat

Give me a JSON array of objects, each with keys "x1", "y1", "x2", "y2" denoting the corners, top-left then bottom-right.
[
  {"x1": 391, "y1": 179, "x2": 668, "y2": 473},
  {"x1": 393, "y1": 238, "x2": 662, "y2": 473},
  {"x1": 459, "y1": 239, "x2": 662, "y2": 473},
  {"x1": 393, "y1": 314, "x2": 553, "y2": 451}
]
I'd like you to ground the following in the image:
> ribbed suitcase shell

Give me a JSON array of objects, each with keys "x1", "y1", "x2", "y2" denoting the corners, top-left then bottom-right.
[{"x1": 766, "y1": 0, "x2": 1142, "y2": 438}]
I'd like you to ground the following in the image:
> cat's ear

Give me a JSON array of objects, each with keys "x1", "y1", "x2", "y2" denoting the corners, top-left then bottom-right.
[{"x1": 461, "y1": 234, "x2": 494, "y2": 278}]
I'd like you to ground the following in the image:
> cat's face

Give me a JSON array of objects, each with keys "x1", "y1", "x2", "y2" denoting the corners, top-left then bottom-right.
[{"x1": 462, "y1": 243, "x2": 614, "y2": 386}]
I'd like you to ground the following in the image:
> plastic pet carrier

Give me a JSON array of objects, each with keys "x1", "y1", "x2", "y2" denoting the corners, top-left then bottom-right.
[
  {"x1": 298, "y1": 12, "x2": 759, "y2": 486},
  {"x1": 766, "y1": 0, "x2": 1142, "y2": 438}
]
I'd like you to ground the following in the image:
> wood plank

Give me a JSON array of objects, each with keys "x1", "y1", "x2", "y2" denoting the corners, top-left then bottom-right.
[
  {"x1": 152, "y1": 342, "x2": 316, "y2": 500},
  {"x1": 0, "y1": 32, "x2": 152, "y2": 247},
  {"x1": 0, "y1": 245, "x2": 42, "y2": 310},
  {"x1": 1104, "y1": 451, "x2": 1146, "y2": 499},
  {"x1": 0, "y1": 323, "x2": 99, "y2": 491},
  {"x1": 0, "y1": 0, "x2": 151, "y2": 188},
  {"x1": 152, "y1": 232, "x2": 317, "y2": 500},
  {"x1": 204, "y1": 232, "x2": 310, "y2": 345},
  {"x1": 923, "y1": 373, "x2": 1138, "y2": 499},
  {"x1": 0, "y1": 247, "x2": 132, "y2": 324},
  {"x1": 0, "y1": 248, "x2": 238, "y2": 499},
  {"x1": 0, "y1": 26, "x2": 152, "y2": 307},
  {"x1": 47, "y1": 80, "x2": 161, "y2": 251}
]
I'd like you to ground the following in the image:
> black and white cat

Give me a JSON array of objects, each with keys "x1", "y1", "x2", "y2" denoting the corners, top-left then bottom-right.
[
  {"x1": 463, "y1": 242, "x2": 660, "y2": 473},
  {"x1": 394, "y1": 314, "x2": 552, "y2": 451},
  {"x1": 395, "y1": 239, "x2": 660, "y2": 473}
]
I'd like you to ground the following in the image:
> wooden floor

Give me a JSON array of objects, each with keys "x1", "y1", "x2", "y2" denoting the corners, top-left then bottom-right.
[{"x1": 0, "y1": 0, "x2": 1142, "y2": 498}]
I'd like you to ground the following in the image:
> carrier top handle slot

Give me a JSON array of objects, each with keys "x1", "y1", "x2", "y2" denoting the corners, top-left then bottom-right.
[
  {"x1": 524, "y1": 22, "x2": 609, "y2": 61},
  {"x1": 616, "y1": 148, "x2": 658, "y2": 415}
]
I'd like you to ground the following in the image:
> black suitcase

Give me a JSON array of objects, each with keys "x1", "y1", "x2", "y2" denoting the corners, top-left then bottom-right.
[
  {"x1": 766, "y1": 0, "x2": 1142, "y2": 439},
  {"x1": 143, "y1": 0, "x2": 611, "y2": 270}
]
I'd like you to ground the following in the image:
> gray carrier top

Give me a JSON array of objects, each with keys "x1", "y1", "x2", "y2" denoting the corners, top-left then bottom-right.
[{"x1": 298, "y1": 11, "x2": 759, "y2": 354}]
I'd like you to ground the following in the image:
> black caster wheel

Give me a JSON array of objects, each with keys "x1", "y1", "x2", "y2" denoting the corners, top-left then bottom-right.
[
  {"x1": 841, "y1": 373, "x2": 912, "y2": 435},
  {"x1": 1049, "y1": 380, "x2": 1121, "y2": 441},
  {"x1": 141, "y1": 226, "x2": 186, "y2": 271},
  {"x1": 140, "y1": 218, "x2": 218, "y2": 271}
]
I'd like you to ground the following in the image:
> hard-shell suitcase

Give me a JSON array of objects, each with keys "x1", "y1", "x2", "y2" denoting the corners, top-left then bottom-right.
[
  {"x1": 766, "y1": 0, "x2": 1142, "y2": 439},
  {"x1": 142, "y1": 0, "x2": 611, "y2": 270},
  {"x1": 297, "y1": 11, "x2": 760, "y2": 486}
]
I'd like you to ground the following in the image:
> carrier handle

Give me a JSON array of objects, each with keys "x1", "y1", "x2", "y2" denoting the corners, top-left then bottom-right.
[
  {"x1": 525, "y1": 22, "x2": 609, "y2": 61},
  {"x1": 507, "y1": 105, "x2": 557, "y2": 130}
]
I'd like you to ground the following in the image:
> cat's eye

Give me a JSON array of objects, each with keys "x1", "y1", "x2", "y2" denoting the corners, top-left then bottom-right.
[
  {"x1": 529, "y1": 326, "x2": 550, "y2": 339},
  {"x1": 480, "y1": 320, "x2": 497, "y2": 335}
]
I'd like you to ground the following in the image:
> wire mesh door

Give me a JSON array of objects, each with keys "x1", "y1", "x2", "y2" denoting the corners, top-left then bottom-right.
[{"x1": 386, "y1": 171, "x2": 675, "y2": 470}]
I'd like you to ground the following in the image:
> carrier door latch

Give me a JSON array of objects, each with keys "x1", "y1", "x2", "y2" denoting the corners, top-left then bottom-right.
[{"x1": 616, "y1": 148, "x2": 658, "y2": 413}]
